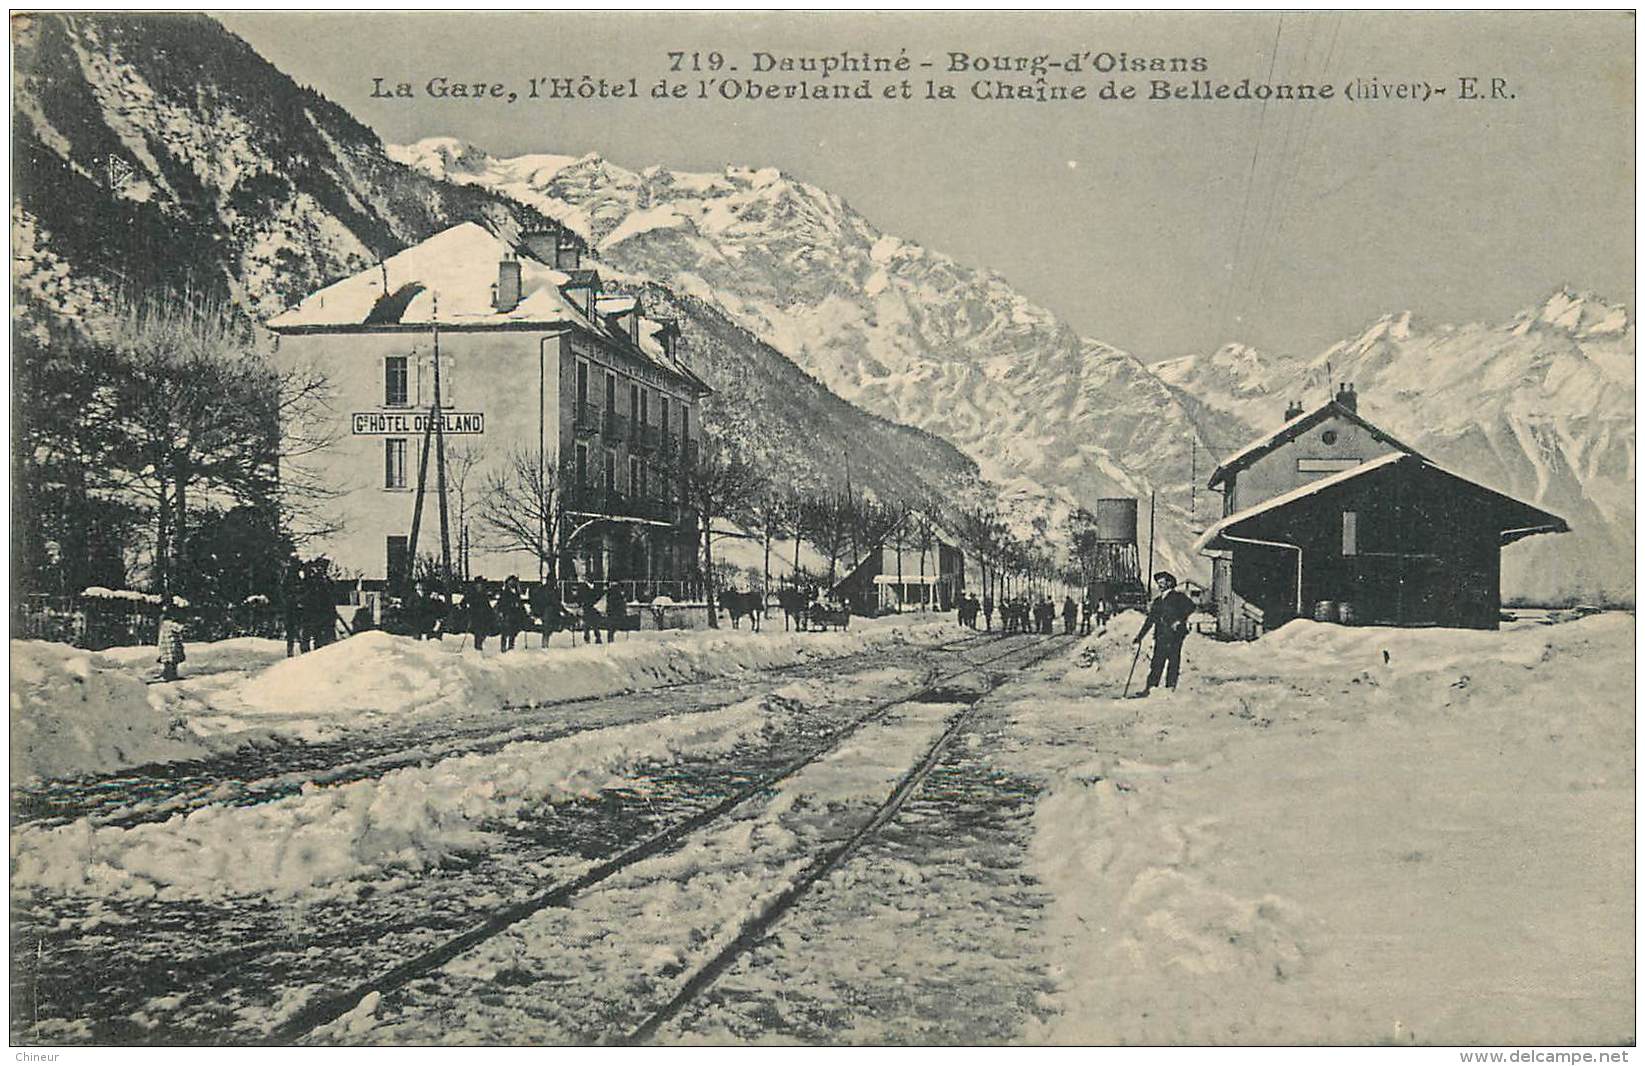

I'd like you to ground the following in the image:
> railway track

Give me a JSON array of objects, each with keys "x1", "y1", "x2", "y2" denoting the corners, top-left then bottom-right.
[
  {"x1": 13, "y1": 628, "x2": 999, "y2": 832},
  {"x1": 272, "y1": 632, "x2": 1075, "y2": 1045},
  {"x1": 12, "y1": 629, "x2": 1023, "y2": 1043}
]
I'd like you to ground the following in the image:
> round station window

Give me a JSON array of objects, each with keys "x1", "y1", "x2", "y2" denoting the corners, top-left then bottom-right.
[{"x1": 1321, "y1": 430, "x2": 1339, "y2": 445}]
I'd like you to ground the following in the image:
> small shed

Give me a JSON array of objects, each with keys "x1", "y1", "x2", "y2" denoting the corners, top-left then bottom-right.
[{"x1": 1193, "y1": 453, "x2": 1568, "y2": 633}]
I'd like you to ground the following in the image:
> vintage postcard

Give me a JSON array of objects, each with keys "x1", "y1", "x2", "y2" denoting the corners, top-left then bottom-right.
[{"x1": 8, "y1": 9, "x2": 1635, "y2": 1052}]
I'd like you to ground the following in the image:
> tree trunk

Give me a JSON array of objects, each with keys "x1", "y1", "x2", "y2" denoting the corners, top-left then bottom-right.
[
  {"x1": 895, "y1": 540, "x2": 903, "y2": 613},
  {"x1": 762, "y1": 525, "x2": 772, "y2": 617},
  {"x1": 702, "y1": 499, "x2": 717, "y2": 627},
  {"x1": 155, "y1": 473, "x2": 171, "y2": 598},
  {"x1": 173, "y1": 454, "x2": 189, "y2": 591}
]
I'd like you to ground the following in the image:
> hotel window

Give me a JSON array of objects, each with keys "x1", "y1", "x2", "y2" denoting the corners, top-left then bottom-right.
[
  {"x1": 604, "y1": 449, "x2": 616, "y2": 493},
  {"x1": 385, "y1": 355, "x2": 409, "y2": 407},
  {"x1": 1342, "y1": 511, "x2": 1358, "y2": 556},
  {"x1": 640, "y1": 389, "x2": 650, "y2": 426},
  {"x1": 660, "y1": 397, "x2": 670, "y2": 439},
  {"x1": 387, "y1": 536, "x2": 410, "y2": 587},
  {"x1": 384, "y1": 438, "x2": 408, "y2": 489},
  {"x1": 630, "y1": 382, "x2": 640, "y2": 418},
  {"x1": 631, "y1": 456, "x2": 644, "y2": 498},
  {"x1": 576, "y1": 443, "x2": 589, "y2": 488}
]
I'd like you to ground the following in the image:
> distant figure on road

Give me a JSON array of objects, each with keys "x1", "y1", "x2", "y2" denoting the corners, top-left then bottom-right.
[
  {"x1": 466, "y1": 578, "x2": 497, "y2": 653},
  {"x1": 1062, "y1": 595, "x2": 1077, "y2": 635},
  {"x1": 577, "y1": 580, "x2": 605, "y2": 644},
  {"x1": 1079, "y1": 596, "x2": 1094, "y2": 636},
  {"x1": 496, "y1": 575, "x2": 527, "y2": 652},
  {"x1": 531, "y1": 579, "x2": 563, "y2": 648},
  {"x1": 304, "y1": 561, "x2": 336, "y2": 650},
  {"x1": 604, "y1": 583, "x2": 629, "y2": 644},
  {"x1": 982, "y1": 594, "x2": 994, "y2": 632},
  {"x1": 280, "y1": 557, "x2": 307, "y2": 657},
  {"x1": 155, "y1": 601, "x2": 186, "y2": 682},
  {"x1": 1133, "y1": 571, "x2": 1196, "y2": 696}
]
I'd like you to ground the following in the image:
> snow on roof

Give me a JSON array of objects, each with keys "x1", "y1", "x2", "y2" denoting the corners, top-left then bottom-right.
[
  {"x1": 268, "y1": 222, "x2": 577, "y2": 329},
  {"x1": 1207, "y1": 400, "x2": 1422, "y2": 488},
  {"x1": 266, "y1": 223, "x2": 711, "y2": 394},
  {"x1": 1194, "y1": 452, "x2": 1568, "y2": 554},
  {"x1": 1194, "y1": 453, "x2": 1406, "y2": 554}
]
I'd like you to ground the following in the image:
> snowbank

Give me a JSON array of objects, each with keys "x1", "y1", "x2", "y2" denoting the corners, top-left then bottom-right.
[
  {"x1": 13, "y1": 681, "x2": 841, "y2": 901},
  {"x1": 1014, "y1": 612, "x2": 1634, "y2": 1044},
  {"x1": 10, "y1": 615, "x2": 953, "y2": 782},
  {"x1": 10, "y1": 641, "x2": 214, "y2": 784}
]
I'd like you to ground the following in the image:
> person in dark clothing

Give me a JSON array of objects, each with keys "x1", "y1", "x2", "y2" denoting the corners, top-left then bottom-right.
[
  {"x1": 496, "y1": 575, "x2": 527, "y2": 652},
  {"x1": 1133, "y1": 571, "x2": 1196, "y2": 695},
  {"x1": 280, "y1": 557, "x2": 308, "y2": 657},
  {"x1": 1079, "y1": 597, "x2": 1094, "y2": 636},
  {"x1": 981, "y1": 594, "x2": 994, "y2": 632},
  {"x1": 604, "y1": 583, "x2": 629, "y2": 644},
  {"x1": 304, "y1": 561, "x2": 335, "y2": 649},
  {"x1": 466, "y1": 578, "x2": 497, "y2": 652},
  {"x1": 577, "y1": 580, "x2": 604, "y2": 644},
  {"x1": 1062, "y1": 595, "x2": 1077, "y2": 635},
  {"x1": 531, "y1": 580, "x2": 563, "y2": 648}
]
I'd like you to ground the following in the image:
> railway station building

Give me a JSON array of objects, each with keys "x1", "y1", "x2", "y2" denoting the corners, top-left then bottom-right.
[
  {"x1": 1194, "y1": 386, "x2": 1568, "y2": 638},
  {"x1": 268, "y1": 222, "x2": 712, "y2": 594}
]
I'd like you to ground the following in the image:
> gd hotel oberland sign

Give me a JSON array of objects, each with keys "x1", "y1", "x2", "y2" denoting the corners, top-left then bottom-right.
[{"x1": 351, "y1": 411, "x2": 486, "y2": 435}]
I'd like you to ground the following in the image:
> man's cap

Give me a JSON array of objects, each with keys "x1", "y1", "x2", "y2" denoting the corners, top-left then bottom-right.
[{"x1": 1153, "y1": 571, "x2": 1177, "y2": 587}]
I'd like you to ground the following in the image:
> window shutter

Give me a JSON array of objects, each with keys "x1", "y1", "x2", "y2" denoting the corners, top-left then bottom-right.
[
  {"x1": 375, "y1": 356, "x2": 386, "y2": 408},
  {"x1": 1342, "y1": 511, "x2": 1358, "y2": 556},
  {"x1": 414, "y1": 348, "x2": 425, "y2": 407},
  {"x1": 441, "y1": 354, "x2": 456, "y2": 407}
]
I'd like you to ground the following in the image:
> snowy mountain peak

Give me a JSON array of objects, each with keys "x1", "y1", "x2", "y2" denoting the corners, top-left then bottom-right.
[
  {"x1": 385, "y1": 136, "x2": 496, "y2": 180},
  {"x1": 1523, "y1": 287, "x2": 1631, "y2": 338}
]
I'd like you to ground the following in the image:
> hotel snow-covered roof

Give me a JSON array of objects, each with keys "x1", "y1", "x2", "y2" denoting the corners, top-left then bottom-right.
[{"x1": 267, "y1": 222, "x2": 709, "y2": 393}]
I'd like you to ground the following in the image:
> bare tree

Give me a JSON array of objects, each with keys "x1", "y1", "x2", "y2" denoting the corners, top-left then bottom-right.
[
  {"x1": 445, "y1": 441, "x2": 487, "y2": 581},
  {"x1": 749, "y1": 486, "x2": 798, "y2": 617},
  {"x1": 801, "y1": 489, "x2": 854, "y2": 588},
  {"x1": 476, "y1": 449, "x2": 575, "y2": 577},
  {"x1": 673, "y1": 435, "x2": 764, "y2": 626}
]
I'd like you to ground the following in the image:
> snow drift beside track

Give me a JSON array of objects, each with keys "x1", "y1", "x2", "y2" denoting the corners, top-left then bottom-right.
[{"x1": 11, "y1": 616, "x2": 954, "y2": 784}]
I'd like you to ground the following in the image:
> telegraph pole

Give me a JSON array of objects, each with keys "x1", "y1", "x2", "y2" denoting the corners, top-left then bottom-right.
[{"x1": 432, "y1": 295, "x2": 453, "y2": 598}]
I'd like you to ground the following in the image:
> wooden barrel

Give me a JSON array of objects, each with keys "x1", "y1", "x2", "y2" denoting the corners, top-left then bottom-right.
[
  {"x1": 1313, "y1": 600, "x2": 1337, "y2": 622},
  {"x1": 1337, "y1": 602, "x2": 1358, "y2": 625}
]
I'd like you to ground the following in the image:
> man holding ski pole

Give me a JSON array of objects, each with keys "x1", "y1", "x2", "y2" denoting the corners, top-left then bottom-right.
[{"x1": 1130, "y1": 571, "x2": 1195, "y2": 697}]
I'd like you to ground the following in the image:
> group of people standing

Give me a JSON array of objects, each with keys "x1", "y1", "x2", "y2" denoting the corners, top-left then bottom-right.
[
  {"x1": 957, "y1": 592, "x2": 1109, "y2": 636},
  {"x1": 389, "y1": 576, "x2": 632, "y2": 652},
  {"x1": 280, "y1": 557, "x2": 340, "y2": 657}
]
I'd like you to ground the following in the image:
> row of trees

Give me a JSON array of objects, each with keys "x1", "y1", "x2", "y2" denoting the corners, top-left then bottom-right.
[
  {"x1": 14, "y1": 293, "x2": 335, "y2": 603},
  {"x1": 476, "y1": 431, "x2": 1073, "y2": 621}
]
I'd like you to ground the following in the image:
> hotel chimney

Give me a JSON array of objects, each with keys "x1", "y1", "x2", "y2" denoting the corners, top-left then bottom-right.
[
  {"x1": 1335, "y1": 382, "x2": 1358, "y2": 412},
  {"x1": 494, "y1": 254, "x2": 522, "y2": 313}
]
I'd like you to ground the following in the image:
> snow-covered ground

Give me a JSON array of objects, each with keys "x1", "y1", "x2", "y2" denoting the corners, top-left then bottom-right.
[
  {"x1": 9, "y1": 614, "x2": 952, "y2": 784},
  {"x1": 11, "y1": 612, "x2": 1631, "y2": 1045},
  {"x1": 1013, "y1": 612, "x2": 1635, "y2": 1045}
]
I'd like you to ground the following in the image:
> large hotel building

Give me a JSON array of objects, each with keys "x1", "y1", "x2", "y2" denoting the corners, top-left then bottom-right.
[{"x1": 268, "y1": 222, "x2": 712, "y2": 592}]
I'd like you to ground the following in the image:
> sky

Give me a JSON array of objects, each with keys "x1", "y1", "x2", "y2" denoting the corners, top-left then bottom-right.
[{"x1": 218, "y1": 10, "x2": 1634, "y2": 362}]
